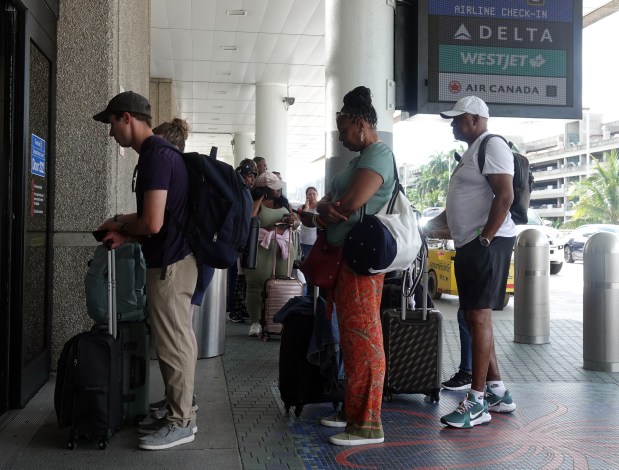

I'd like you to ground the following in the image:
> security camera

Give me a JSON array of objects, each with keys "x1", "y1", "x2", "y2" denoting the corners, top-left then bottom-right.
[{"x1": 283, "y1": 97, "x2": 295, "y2": 106}]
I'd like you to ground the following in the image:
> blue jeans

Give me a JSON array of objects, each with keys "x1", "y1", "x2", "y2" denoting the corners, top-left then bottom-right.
[{"x1": 457, "y1": 307, "x2": 472, "y2": 373}]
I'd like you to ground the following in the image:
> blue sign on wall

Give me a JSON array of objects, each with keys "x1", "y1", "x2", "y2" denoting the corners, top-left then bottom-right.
[{"x1": 31, "y1": 134, "x2": 46, "y2": 178}]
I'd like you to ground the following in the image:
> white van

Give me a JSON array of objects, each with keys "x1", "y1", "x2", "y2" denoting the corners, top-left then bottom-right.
[{"x1": 514, "y1": 209, "x2": 564, "y2": 275}]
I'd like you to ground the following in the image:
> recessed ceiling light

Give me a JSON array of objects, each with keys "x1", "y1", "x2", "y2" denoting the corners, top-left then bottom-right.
[
  {"x1": 226, "y1": 10, "x2": 247, "y2": 16},
  {"x1": 213, "y1": 105, "x2": 224, "y2": 109},
  {"x1": 212, "y1": 118, "x2": 220, "y2": 121},
  {"x1": 221, "y1": 46, "x2": 237, "y2": 51},
  {"x1": 214, "y1": 91, "x2": 226, "y2": 95},
  {"x1": 217, "y1": 71, "x2": 231, "y2": 76},
  {"x1": 208, "y1": 127, "x2": 218, "y2": 131}
]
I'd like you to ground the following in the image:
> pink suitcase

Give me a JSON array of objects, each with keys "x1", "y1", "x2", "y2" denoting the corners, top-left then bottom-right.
[{"x1": 260, "y1": 224, "x2": 303, "y2": 340}]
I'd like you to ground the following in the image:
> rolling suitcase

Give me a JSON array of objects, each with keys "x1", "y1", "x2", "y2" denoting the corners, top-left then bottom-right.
[
  {"x1": 278, "y1": 291, "x2": 344, "y2": 417},
  {"x1": 119, "y1": 320, "x2": 150, "y2": 424},
  {"x1": 381, "y1": 245, "x2": 443, "y2": 404},
  {"x1": 261, "y1": 223, "x2": 304, "y2": 340},
  {"x1": 55, "y1": 244, "x2": 123, "y2": 449}
]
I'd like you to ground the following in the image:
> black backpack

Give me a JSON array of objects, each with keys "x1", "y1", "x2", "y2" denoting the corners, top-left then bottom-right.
[
  {"x1": 477, "y1": 134, "x2": 534, "y2": 225},
  {"x1": 144, "y1": 139, "x2": 253, "y2": 270}
]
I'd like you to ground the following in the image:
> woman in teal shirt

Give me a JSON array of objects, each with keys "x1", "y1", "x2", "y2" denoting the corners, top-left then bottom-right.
[{"x1": 300, "y1": 86, "x2": 395, "y2": 446}]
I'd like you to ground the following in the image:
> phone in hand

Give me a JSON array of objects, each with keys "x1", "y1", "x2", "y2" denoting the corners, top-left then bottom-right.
[{"x1": 92, "y1": 229, "x2": 107, "y2": 242}]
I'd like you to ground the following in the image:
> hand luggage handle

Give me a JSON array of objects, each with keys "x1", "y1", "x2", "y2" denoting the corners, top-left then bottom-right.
[
  {"x1": 105, "y1": 241, "x2": 118, "y2": 339},
  {"x1": 400, "y1": 238, "x2": 429, "y2": 322}
]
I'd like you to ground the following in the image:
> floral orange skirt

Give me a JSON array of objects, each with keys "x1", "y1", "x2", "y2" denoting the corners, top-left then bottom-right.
[{"x1": 332, "y1": 262, "x2": 385, "y2": 439}]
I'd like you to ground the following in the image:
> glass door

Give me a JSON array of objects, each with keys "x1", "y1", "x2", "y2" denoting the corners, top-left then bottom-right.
[{"x1": 4, "y1": 0, "x2": 56, "y2": 409}]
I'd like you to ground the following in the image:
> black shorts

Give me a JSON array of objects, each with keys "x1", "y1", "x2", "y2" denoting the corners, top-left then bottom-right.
[{"x1": 454, "y1": 236, "x2": 516, "y2": 311}]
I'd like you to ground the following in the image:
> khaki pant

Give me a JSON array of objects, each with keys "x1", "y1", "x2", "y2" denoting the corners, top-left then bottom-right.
[{"x1": 146, "y1": 256, "x2": 198, "y2": 426}]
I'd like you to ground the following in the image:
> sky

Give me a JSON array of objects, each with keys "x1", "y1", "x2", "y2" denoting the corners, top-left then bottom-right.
[{"x1": 393, "y1": 11, "x2": 619, "y2": 168}]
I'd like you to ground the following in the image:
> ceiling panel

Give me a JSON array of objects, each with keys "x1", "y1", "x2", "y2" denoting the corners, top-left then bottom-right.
[
  {"x1": 191, "y1": 30, "x2": 214, "y2": 61},
  {"x1": 164, "y1": 0, "x2": 192, "y2": 29},
  {"x1": 150, "y1": 28, "x2": 173, "y2": 60},
  {"x1": 237, "y1": 0, "x2": 269, "y2": 32},
  {"x1": 189, "y1": 2, "x2": 217, "y2": 30},
  {"x1": 169, "y1": 29, "x2": 193, "y2": 61},
  {"x1": 260, "y1": 0, "x2": 294, "y2": 33},
  {"x1": 152, "y1": 1, "x2": 613, "y2": 184}
]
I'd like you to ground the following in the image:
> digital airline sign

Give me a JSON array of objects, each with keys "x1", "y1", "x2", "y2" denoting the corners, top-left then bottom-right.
[{"x1": 416, "y1": 0, "x2": 582, "y2": 118}]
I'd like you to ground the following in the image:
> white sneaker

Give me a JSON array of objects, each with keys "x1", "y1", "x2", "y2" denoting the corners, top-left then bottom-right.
[
  {"x1": 320, "y1": 413, "x2": 347, "y2": 428},
  {"x1": 249, "y1": 322, "x2": 262, "y2": 337}
]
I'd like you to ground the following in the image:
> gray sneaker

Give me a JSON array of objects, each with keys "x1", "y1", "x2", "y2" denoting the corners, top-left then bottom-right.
[
  {"x1": 138, "y1": 416, "x2": 198, "y2": 435},
  {"x1": 138, "y1": 422, "x2": 195, "y2": 450}
]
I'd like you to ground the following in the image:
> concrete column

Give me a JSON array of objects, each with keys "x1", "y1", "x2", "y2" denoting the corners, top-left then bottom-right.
[
  {"x1": 150, "y1": 78, "x2": 177, "y2": 127},
  {"x1": 232, "y1": 133, "x2": 254, "y2": 165},
  {"x1": 255, "y1": 83, "x2": 287, "y2": 179},
  {"x1": 53, "y1": 0, "x2": 150, "y2": 364},
  {"x1": 325, "y1": 0, "x2": 395, "y2": 184}
]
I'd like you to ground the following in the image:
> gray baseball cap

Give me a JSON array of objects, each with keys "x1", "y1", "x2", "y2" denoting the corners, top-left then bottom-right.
[{"x1": 93, "y1": 91, "x2": 152, "y2": 123}]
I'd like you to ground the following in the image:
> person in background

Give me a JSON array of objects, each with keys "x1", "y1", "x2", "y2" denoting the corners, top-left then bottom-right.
[
  {"x1": 426, "y1": 95, "x2": 517, "y2": 429},
  {"x1": 245, "y1": 171, "x2": 297, "y2": 337},
  {"x1": 145, "y1": 118, "x2": 203, "y2": 419},
  {"x1": 298, "y1": 187, "x2": 319, "y2": 296},
  {"x1": 253, "y1": 156, "x2": 267, "y2": 175},
  {"x1": 226, "y1": 158, "x2": 259, "y2": 323},
  {"x1": 94, "y1": 92, "x2": 197, "y2": 450},
  {"x1": 298, "y1": 86, "x2": 395, "y2": 446},
  {"x1": 271, "y1": 171, "x2": 286, "y2": 199},
  {"x1": 298, "y1": 186, "x2": 319, "y2": 257},
  {"x1": 441, "y1": 307, "x2": 473, "y2": 390}
]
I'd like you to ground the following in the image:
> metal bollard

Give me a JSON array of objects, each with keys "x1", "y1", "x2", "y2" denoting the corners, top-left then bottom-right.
[
  {"x1": 514, "y1": 229, "x2": 550, "y2": 344},
  {"x1": 193, "y1": 268, "x2": 227, "y2": 358},
  {"x1": 583, "y1": 232, "x2": 619, "y2": 372}
]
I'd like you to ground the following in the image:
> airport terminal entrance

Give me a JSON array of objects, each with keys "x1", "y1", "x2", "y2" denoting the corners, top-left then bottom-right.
[{"x1": 1, "y1": 0, "x2": 56, "y2": 413}]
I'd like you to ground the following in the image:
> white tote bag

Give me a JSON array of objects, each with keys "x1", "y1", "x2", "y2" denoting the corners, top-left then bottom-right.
[
  {"x1": 368, "y1": 189, "x2": 422, "y2": 274},
  {"x1": 343, "y1": 155, "x2": 423, "y2": 275}
]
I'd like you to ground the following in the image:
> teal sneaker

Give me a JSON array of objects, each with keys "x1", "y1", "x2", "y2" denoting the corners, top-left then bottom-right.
[
  {"x1": 485, "y1": 386, "x2": 517, "y2": 413},
  {"x1": 440, "y1": 392, "x2": 491, "y2": 428}
]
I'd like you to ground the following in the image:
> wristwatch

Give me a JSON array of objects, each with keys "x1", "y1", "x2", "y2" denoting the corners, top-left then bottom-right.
[{"x1": 479, "y1": 235, "x2": 491, "y2": 247}]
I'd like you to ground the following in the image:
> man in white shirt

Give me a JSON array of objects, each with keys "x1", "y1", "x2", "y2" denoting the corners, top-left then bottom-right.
[{"x1": 425, "y1": 96, "x2": 517, "y2": 429}]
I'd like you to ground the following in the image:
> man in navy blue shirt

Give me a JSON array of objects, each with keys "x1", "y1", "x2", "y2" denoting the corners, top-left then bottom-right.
[{"x1": 95, "y1": 91, "x2": 198, "y2": 450}]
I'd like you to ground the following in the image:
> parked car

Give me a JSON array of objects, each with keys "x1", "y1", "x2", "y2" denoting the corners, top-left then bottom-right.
[
  {"x1": 563, "y1": 224, "x2": 619, "y2": 263},
  {"x1": 419, "y1": 207, "x2": 444, "y2": 227},
  {"x1": 515, "y1": 209, "x2": 564, "y2": 274}
]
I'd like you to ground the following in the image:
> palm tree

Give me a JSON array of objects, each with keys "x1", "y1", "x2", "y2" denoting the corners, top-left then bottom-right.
[
  {"x1": 408, "y1": 147, "x2": 464, "y2": 209},
  {"x1": 566, "y1": 149, "x2": 619, "y2": 226}
]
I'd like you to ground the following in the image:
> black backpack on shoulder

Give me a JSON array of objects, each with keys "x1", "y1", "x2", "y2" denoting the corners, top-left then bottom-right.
[
  {"x1": 144, "y1": 139, "x2": 253, "y2": 270},
  {"x1": 477, "y1": 134, "x2": 534, "y2": 225}
]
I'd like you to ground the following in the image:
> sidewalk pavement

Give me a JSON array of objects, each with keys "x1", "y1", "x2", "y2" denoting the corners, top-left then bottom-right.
[{"x1": 1, "y1": 298, "x2": 619, "y2": 469}]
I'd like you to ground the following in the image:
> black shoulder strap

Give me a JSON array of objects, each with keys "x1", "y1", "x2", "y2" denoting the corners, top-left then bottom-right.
[{"x1": 477, "y1": 134, "x2": 509, "y2": 175}]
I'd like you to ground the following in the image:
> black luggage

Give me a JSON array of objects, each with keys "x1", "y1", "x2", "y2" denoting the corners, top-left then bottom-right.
[
  {"x1": 278, "y1": 292, "x2": 344, "y2": 417},
  {"x1": 381, "y1": 245, "x2": 443, "y2": 404},
  {"x1": 55, "y1": 245, "x2": 123, "y2": 449}
]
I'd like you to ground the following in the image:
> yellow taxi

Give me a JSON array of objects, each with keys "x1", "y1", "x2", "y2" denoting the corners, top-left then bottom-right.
[{"x1": 427, "y1": 242, "x2": 514, "y2": 308}]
